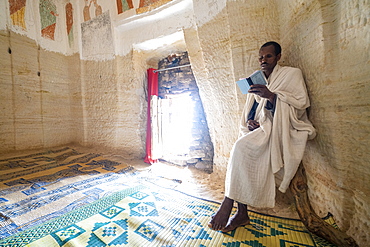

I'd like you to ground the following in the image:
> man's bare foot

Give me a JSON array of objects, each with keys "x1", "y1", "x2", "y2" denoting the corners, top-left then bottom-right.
[
  {"x1": 221, "y1": 212, "x2": 250, "y2": 232},
  {"x1": 208, "y1": 197, "x2": 234, "y2": 231}
]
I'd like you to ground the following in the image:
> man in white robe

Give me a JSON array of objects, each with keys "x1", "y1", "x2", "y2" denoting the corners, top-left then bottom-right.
[{"x1": 209, "y1": 41, "x2": 316, "y2": 232}]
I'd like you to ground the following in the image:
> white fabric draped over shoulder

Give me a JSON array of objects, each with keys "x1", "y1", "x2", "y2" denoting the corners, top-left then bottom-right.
[{"x1": 225, "y1": 65, "x2": 316, "y2": 208}]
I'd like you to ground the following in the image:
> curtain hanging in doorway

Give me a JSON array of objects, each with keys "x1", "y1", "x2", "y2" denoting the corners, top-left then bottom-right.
[{"x1": 144, "y1": 68, "x2": 158, "y2": 164}]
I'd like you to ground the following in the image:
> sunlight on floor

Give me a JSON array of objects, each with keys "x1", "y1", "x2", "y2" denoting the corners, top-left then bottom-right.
[
  {"x1": 144, "y1": 161, "x2": 225, "y2": 202},
  {"x1": 150, "y1": 162, "x2": 192, "y2": 179}
]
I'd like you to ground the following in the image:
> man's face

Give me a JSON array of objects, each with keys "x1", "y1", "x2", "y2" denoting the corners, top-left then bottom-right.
[{"x1": 259, "y1": 45, "x2": 281, "y2": 73}]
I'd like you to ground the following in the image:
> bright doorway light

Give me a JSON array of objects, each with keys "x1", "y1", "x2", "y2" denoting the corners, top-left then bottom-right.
[{"x1": 161, "y1": 94, "x2": 194, "y2": 158}]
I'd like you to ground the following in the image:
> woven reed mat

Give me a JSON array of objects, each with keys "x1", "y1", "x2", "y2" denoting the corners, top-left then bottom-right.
[
  {"x1": 1, "y1": 183, "x2": 336, "y2": 246},
  {"x1": 0, "y1": 147, "x2": 336, "y2": 246},
  {"x1": 0, "y1": 147, "x2": 140, "y2": 241}
]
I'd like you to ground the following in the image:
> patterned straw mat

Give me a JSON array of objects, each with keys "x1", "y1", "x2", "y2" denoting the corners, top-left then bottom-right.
[
  {"x1": 0, "y1": 147, "x2": 336, "y2": 247},
  {"x1": 0, "y1": 147, "x2": 139, "y2": 240}
]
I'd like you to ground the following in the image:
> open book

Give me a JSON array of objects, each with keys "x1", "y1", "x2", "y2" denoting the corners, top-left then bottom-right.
[{"x1": 236, "y1": 70, "x2": 267, "y2": 94}]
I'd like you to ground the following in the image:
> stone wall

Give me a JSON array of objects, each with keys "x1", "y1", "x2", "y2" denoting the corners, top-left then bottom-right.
[
  {"x1": 0, "y1": 30, "x2": 146, "y2": 159},
  {"x1": 0, "y1": 31, "x2": 81, "y2": 151},
  {"x1": 189, "y1": 0, "x2": 240, "y2": 174},
  {"x1": 277, "y1": 1, "x2": 370, "y2": 244},
  {"x1": 79, "y1": 54, "x2": 146, "y2": 158}
]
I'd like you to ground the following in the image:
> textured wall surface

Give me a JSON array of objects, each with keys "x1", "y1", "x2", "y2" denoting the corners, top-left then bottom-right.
[
  {"x1": 79, "y1": 54, "x2": 146, "y2": 158},
  {"x1": 0, "y1": 0, "x2": 369, "y2": 245},
  {"x1": 189, "y1": 0, "x2": 240, "y2": 174},
  {"x1": 278, "y1": 1, "x2": 370, "y2": 244},
  {"x1": 0, "y1": 31, "x2": 81, "y2": 151}
]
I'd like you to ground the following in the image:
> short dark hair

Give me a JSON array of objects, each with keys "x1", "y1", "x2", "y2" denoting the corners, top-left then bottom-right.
[{"x1": 261, "y1": 41, "x2": 281, "y2": 56}]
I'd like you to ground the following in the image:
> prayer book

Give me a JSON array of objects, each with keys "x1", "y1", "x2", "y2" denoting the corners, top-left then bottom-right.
[{"x1": 236, "y1": 70, "x2": 267, "y2": 94}]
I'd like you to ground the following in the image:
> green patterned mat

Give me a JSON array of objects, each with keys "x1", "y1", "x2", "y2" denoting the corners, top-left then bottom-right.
[
  {"x1": 0, "y1": 147, "x2": 139, "y2": 240},
  {"x1": 0, "y1": 148, "x2": 337, "y2": 246},
  {"x1": 0, "y1": 182, "x2": 336, "y2": 247}
]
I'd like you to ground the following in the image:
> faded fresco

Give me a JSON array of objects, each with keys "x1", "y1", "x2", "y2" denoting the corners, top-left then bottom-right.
[
  {"x1": 92, "y1": 0, "x2": 102, "y2": 17},
  {"x1": 83, "y1": 0, "x2": 91, "y2": 22},
  {"x1": 137, "y1": 0, "x2": 172, "y2": 14},
  {"x1": 9, "y1": 0, "x2": 27, "y2": 30},
  {"x1": 116, "y1": 0, "x2": 134, "y2": 14},
  {"x1": 65, "y1": 1, "x2": 73, "y2": 47},
  {"x1": 39, "y1": 0, "x2": 58, "y2": 40},
  {"x1": 81, "y1": 11, "x2": 114, "y2": 60},
  {"x1": 83, "y1": 0, "x2": 103, "y2": 22}
]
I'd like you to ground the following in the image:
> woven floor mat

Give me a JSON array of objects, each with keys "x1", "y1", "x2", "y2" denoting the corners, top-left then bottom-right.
[{"x1": 0, "y1": 147, "x2": 138, "y2": 240}]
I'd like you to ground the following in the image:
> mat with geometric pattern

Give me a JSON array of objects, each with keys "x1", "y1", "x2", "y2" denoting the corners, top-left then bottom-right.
[
  {"x1": 0, "y1": 147, "x2": 337, "y2": 247},
  {"x1": 1, "y1": 182, "x2": 337, "y2": 247},
  {"x1": 0, "y1": 147, "x2": 139, "y2": 241}
]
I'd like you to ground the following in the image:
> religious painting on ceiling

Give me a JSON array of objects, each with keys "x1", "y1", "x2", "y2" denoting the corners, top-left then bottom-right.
[
  {"x1": 136, "y1": 0, "x2": 172, "y2": 14},
  {"x1": 83, "y1": 0, "x2": 91, "y2": 22},
  {"x1": 116, "y1": 0, "x2": 134, "y2": 14},
  {"x1": 92, "y1": 0, "x2": 102, "y2": 18},
  {"x1": 9, "y1": 0, "x2": 27, "y2": 30},
  {"x1": 81, "y1": 11, "x2": 114, "y2": 60},
  {"x1": 39, "y1": 0, "x2": 58, "y2": 40},
  {"x1": 65, "y1": 1, "x2": 73, "y2": 47},
  {"x1": 83, "y1": 0, "x2": 104, "y2": 22}
]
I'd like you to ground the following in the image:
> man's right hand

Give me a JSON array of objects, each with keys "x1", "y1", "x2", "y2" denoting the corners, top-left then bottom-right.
[{"x1": 247, "y1": 120, "x2": 260, "y2": 131}]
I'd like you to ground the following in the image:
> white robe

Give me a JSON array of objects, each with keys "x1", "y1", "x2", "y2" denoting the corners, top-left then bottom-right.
[{"x1": 225, "y1": 65, "x2": 316, "y2": 208}]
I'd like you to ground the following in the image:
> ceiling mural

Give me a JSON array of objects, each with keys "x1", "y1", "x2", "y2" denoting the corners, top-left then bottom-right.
[
  {"x1": 83, "y1": 0, "x2": 91, "y2": 22},
  {"x1": 39, "y1": 0, "x2": 58, "y2": 40},
  {"x1": 81, "y1": 11, "x2": 114, "y2": 60},
  {"x1": 83, "y1": 0, "x2": 103, "y2": 22},
  {"x1": 116, "y1": 0, "x2": 134, "y2": 14},
  {"x1": 9, "y1": 0, "x2": 27, "y2": 30},
  {"x1": 5, "y1": 0, "x2": 182, "y2": 54},
  {"x1": 92, "y1": 0, "x2": 102, "y2": 18},
  {"x1": 137, "y1": 0, "x2": 172, "y2": 14},
  {"x1": 65, "y1": 1, "x2": 73, "y2": 47}
]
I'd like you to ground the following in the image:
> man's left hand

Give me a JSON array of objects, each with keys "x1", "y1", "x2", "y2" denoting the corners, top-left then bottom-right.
[{"x1": 248, "y1": 85, "x2": 275, "y2": 103}]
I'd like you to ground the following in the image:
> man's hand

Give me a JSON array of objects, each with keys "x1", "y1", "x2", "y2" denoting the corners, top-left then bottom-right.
[
  {"x1": 247, "y1": 120, "x2": 260, "y2": 131},
  {"x1": 248, "y1": 85, "x2": 275, "y2": 103}
]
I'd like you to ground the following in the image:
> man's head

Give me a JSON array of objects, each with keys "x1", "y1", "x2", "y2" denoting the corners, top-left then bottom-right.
[
  {"x1": 259, "y1": 41, "x2": 281, "y2": 76},
  {"x1": 261, "y1": 41, "x2": 281, "y2": 56}
]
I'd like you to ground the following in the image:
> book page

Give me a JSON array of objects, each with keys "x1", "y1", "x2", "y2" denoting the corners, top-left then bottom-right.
[
  {"x1": 250, "y1": 70, "x2": 267, "y2": 85},
  {"x1": 236, "y1": 78, "x2": 250, "y2": 94}
]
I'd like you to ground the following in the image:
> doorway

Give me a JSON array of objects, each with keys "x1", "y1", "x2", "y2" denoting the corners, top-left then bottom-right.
[{"x1": 152, "y1": 52, "x2": 214, "y2": 171}]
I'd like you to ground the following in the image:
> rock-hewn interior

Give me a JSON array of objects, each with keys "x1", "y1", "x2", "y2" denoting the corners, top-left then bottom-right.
[{"x1": 1, "y1": 0, "x2": 369, "y2": 246}]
